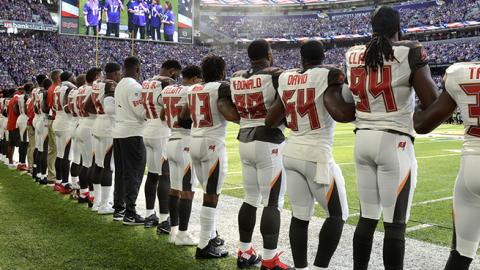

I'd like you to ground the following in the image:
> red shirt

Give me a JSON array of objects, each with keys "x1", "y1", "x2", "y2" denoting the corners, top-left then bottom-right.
[
  {"x1": 47, "y1": 83, "x2": 58, "y2": 119},
  {"x1": 7, "y1": 92, "x2": 21, "y2": 131},
  {"x1": 26, "y1": 96, "x2": 35, "y2": 126}
]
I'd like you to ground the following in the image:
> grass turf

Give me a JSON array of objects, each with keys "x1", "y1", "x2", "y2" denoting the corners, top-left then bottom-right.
[{"x1": 0, "y1": 166, "x2": 236, "y2": 269}]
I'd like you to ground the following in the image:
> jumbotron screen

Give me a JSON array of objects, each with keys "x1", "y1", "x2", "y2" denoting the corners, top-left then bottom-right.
[{"x1": 60, "y1": 0, "x2": 194, "y2": 44}]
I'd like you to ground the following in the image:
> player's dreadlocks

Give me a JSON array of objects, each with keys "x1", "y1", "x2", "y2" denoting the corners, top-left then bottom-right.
[{"x1": 364, "y1": 6, "x2": 401, "y2": 70}]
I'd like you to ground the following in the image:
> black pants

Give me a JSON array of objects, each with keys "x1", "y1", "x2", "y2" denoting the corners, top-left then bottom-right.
[
  {"x1": 128, "y1": 15, "x2": 133, "y2": 33},
  {"x1": 134, "y1": 25, "x2": 146, "y2": 39},
  {"x1": 113, "y1": 137, "x2": 146, "y2": 214},
  {"x1": 164, "y1": 33, "x2": 173, "y2": 42},
  {"x1": 151, "y1": 26, "x2": 161, "y2": 40},
  {"x1": 106, "y1": 22, "x2": 120, "y2": 37},
  {"x1": 85, "y1": 25, "x2": 98, "y2": 36}
]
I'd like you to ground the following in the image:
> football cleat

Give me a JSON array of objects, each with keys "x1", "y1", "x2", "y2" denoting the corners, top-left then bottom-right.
[
  {"x1": 195, "y1": 239, "x2": 229, "y2": 259},
  {"x1": 39, "y1": 178, "x2": 48, "y2": 185},
  {"x1": 8, "y1": 163, "x2": 17, "y2": 170},
  {"x1": 113, "y1": 209, "x2": 125, "y2": 221},
  {"x1": 17, "y1": 163, "x2": 28, "y2": 172},
  {"x1": 53, "y1": 182, "x2": 62, "y2": 192},
  {"x1": 237, "y1": 248, "x2": 262, "y2": 269},
  {"x1": 175, "y1": 231, "x2": 198, "y2": 246},
  {"x1": 123, "y1": 213, "x2": 145, "y2": 226},
  {"x1": 98, "y1": 205, "x2": 115, "y2": 215},
  {"x1": 260, "y1": 252, "x2": 294, "y2": 270},
  {"x1": 59, "y1": 184, "x2": 73, "y2": 195},
  {"x1": 91, "y1": 198, "x2": 100, "y2": 212},
  {"x1": 169, "y1": 226, "x2": 179, "y2": 244},
  {"x1": 144, "y1": 214, "x2": 159, "y2": 228},
  {"x1": 211, "y1": 232, "x2": 225, "y2": 247},
  {"x1": 78, "y1": 194, "x2": 90, "y2": 204},
  {"x1": 156, "y1": 217, "x2": 171, "y2": 235}
]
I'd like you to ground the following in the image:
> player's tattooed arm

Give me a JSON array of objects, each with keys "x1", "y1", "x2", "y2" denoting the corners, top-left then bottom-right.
[
  {"x1": 218, "y1": 82, "x2": 240, "y2": 123},
  {"x1": 265, "y1": 96, "x2": 285, "y2": 128}
]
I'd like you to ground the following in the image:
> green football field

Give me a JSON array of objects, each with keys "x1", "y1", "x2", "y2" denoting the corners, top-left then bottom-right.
[
  {"x1": 222, "y1": 123, "x2": 463, "y2": 247},
  {"x1": 78, "y1": 0, "x2": 179, "y2": 40}
]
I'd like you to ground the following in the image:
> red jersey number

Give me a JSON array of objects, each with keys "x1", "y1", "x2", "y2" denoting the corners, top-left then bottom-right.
[
  {"x1": 162, "y1": 96, "x2": 182, "y2": 128},
  {"x1": 54, "y1": 92, "x2": 62, "y2": 112},
  {"x1": 460, "y1": 83, "x2": 480, "y2": 137},
  {"x1": 189, "y1": 93, "x2": 213, "y2": 128},
  {"x1": 91, "y1": 92, "x2": 104, "y2": 114},
  {"x1": 233, "y1": 92, "x2": 268, "y2": 120},
  {"x1": 141, "y1": 91, "x2": 158, "y2": 119},
  {"x1": 350, "y1": 66, "x2": 397, "y2": 113},
  {"x1": 76, "y1": 95, "x2": 88, "y2": 117},
  {"x1": 282, "y1": 88, "x2": 320, "y2": 131}
]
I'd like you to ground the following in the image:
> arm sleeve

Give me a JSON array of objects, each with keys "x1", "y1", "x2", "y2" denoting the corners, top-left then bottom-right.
[{"x1": 408, "y1": 44, "x2": 429, "y2": 73}]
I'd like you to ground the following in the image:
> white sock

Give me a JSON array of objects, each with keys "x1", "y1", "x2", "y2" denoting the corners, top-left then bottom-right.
[
  {"x1": 55, "y1": 180, "x2": 62, "y2": 184},
  {"x1": 42, "y1": 174, "x2": 48, "y2": 179},
  {"x1": 177, "y1": 229, "x2": 187, "y2": 237},
  {"x1": 71, "y1": 176, "x2": 79, "y2": 183},
  {"x1": 239, "y1": 242, "x2": 251, "y2": 253},
  {"x1": 198, "y1": 206, "x2": 216, "y2": 249},
  {"x1": 159, "y1": 213, "x2": 169, "y2": 222},
  {"x1": 80, "y1": 188, "x2": 89, "y2": 198},
  {"x1": 311, "y1": 266, "x2": 326, "y2": 270},
  {"x1": 296, "y1": 267, "x2": 309, "y2": 270},
  {"x1": 263, "y1": 248, "x2": 277, "y2": 261},
  {"x1": 100, "y1": 186, "x2": 112, "y2": 207},
  {"x1": 36, "y1": 173, "x2": 41, "y2": 178},
  {"x1": 146, "y1": 209, "x2": 155, "y2": 217},
  {"x1": 210, "y1": 216, "x2": 217, "y2": 239},
  {"x1": 93, "y1": 184, "x2": 101, "y2": 201}
]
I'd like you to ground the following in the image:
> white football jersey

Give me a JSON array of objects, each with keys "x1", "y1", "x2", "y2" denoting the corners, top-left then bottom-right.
[
  {"x1": 278, "y1": 67, "x2": 345, "y2": 162},
  {"x1": 188, "y1": 82, "x2": 230, "y2": 140},
  {"x1": 161, "y1": 84, "x2": 190, "y2": 139},
  {"x1": 76, "y1": 85, "x2": 95, "y2": 127},
  {"x1": 141, "y1": 77, "x2": 171, "y2": 138},
  {"x1": 33, "y1": 88, "x2": 46, "y2": 116},
  {"x1": 230, "y1": 67, "x2": 282, "y2": 128},
  {"x1": 91, "y1": 79, "x2": 116, "y2": 137},
  {"x1": 53, "y1": 81, "x2": 76, "y2": 119},
  {"x1": 345, "y1": 40, "x2": 428, "y2": 136},
  {"x1": 67, "y1": 88, "x2": 80, "y2": 118},
  {"x1": 445, "y1": 62, "x2": 480, "y2": 155},
  {"x1": 16, "y1": 93, "x2": 26, "y2": 116}
]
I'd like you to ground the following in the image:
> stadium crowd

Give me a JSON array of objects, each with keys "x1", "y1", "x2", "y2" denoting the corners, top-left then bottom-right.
[
  {"x1": 203, "y1": 0, "x2": 479, "y2": 39},
  {"x1": 0, "y1": 0, "x2": 55, "y2": 24},
  {"x1": 1, "y1": 32, "x2": 480, "y2": 90}
]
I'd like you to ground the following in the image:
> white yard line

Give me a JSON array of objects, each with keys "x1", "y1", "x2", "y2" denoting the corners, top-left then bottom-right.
[
  {"x1": 222, "y1": 186, "x2": 244, "y2": 191},
  {"x1": 413, "y1": 196, "x2": 453, "y2": 206},
  {"x1": 406, "y1": 224, "x2": 435, "y2": 233}
]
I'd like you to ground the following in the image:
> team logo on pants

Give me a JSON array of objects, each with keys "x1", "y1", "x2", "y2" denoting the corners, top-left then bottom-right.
[
  {"x1": 208, "y1": 145, "x2": 216, "y2": 152},
  {"x1": 271, "y1": 148, "x2": 279, "y2": 156},
  {"x1": 398, "y1": 141, "x2": 407, "y2": 151}
]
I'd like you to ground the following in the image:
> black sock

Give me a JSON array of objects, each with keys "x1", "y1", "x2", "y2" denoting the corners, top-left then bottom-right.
[
  {"x1": 444, "y1": 250, "x2": 472, "y2": 270},
  {"x1": 158, "y1": 174, "x2": 170, "y2": 215},
  {"x1": 168, "y1": 194, "x2": 179, "y2": 227},
  {"x1": 383, "y1": 222, "x2": 406, "y2": 270},
  {"x1": 315, "y1": 217, "x2": 345, "y2": 267},
  {"x1": 144, "y1": 172, "x2": 159, "y2": 210},
  {"x1": 79, "y1": 166, "x2": 89, "y2": 190},
  {"x1": 238, "y1": 202, "x2": 257, "y2": 243},
  {"x1": 71, "y1": 162, "x2": 80, "y2": 178},
  {"x1": 88, "y1": 162, "x2": 99, "y2": 186},
  {"x1": 19, "y1": 142, "x2": 28, "y2": 163},
  {"x1": 55, "y1": 157, "x2": 62, "y2": 181},
  {"x1": 32, "y1": 148, "x2": 38, "y2": 178},
  {"x1": 62, "y1": 158, "x2": 70, "y2": 183},
  {"x1": 179, "y1": 198, "x2": 193, "y2": 231},
  {"x1": 289, "y1": 217, "x2": 309, "y2": 268},
  {"x1": 353, "y1": 217, "x2": 378, "y2": 270},
  {"x1": 260, "y1": 206, "x2": 280, "y2": 249},
  {"x1": 101, "y1": 168, "x2": 112, "y2": 186}
]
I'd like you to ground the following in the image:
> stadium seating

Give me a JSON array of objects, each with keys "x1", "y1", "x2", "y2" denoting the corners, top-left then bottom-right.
[{"x1": 0, "y1": 32, "x2": 479, "y2": 89}]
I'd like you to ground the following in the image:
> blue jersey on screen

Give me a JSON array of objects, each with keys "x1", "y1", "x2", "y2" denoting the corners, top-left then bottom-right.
[
  {"x1": 84, "y1": 0, "x2": 100, "y2": 26},
  {"x1": 150, "y1": 5, "x2": 162, "y2": 28},
  {"x1": 132, "y1": 1, "x2": 148, "y2": 26},
  {"x1": 105, "y1": 0, "x2": 122, "y2": 24},
  {"x1": 163, "y1": 9, "x2": 175, "y2": 35}
]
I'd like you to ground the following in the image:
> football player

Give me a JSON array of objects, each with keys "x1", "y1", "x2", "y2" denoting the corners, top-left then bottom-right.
[
  {"x1": 230, "y1": 39, "x2": 291, "y2": 270},
  {"x1": 413, "y1": 62, "x2": 480, "y2": 270},
  {"x1": 266, "y1": 40, "x2": 352, "y2": 270},
  {"x1": 181, "y1": 55, "x2": 239, "y2": 259},
  {"x1": 52, "y1": 72, "x2": 77, "y2": 194},
  {"x1": 141, "y1": 60, "x2": 180, "y2": 232},
  {"x1": 162, "y1": 65, "x2": 202, "y2": 245},
  {"x1": 13, "y1": 84, "x2": 33, "y2": 172},
  {"x1": 34, "y1": 78, "x2": 52, "y2": 185},
  {"x1": 6, "y1": 86, "x2": 25, "y2": 169},
  {"x1": 76, "y1": 67, "x2": 102, "y2": 206},
  {"x1": 344, "y1": 6, "x2": 438, "y2": 270},
  {"x1": 87, "y1": 63, "x2": 122, "y2": 214},
  {"x1": 0, "y1": 95, "x2": 6, "y2": 164},
  {"x1": 28, "y1": 75, "x2": 47, "y2": 180}
]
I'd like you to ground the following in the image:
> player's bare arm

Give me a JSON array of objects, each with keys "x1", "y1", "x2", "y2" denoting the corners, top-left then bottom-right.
[
  {"x1": 218, "y1": 97, "x2": 240, "y2": 123},
  {"x1": 265, "y1": 96, "x2": 285, "y2": 128},
  {"x1": 324, "y1": 84, "x2": 356, "y2": 123},
  {"x1": 84, "y1": 95, "x2": 97, "y2": 114},
  {"x1": 413, "y1": 90, "x2": 457, "y2": 134},
  {"x1": 412, "y1": 65, "x2": 439, "y2": 110}
]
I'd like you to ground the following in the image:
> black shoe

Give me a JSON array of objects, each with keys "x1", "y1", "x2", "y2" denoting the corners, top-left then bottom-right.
[
  {"x1": 78, "y1": 196, "x2": 90, "y2": 204},
  {"x1": 195, "y1": 239, "x2": 229, "y2": 259},
  {"x1": 123, "y1": 213, "x2": 145, "y2": 226},
  {"x1": 211, "y1": 231, "x2": 225, "y2": 247},
  {"x1": 113, "y1": 209, "x2": 125, "y2": 221},
  {"x1": 144, "y1": 214, "x2": 159, "y2": 228},
  {"x1": 156, "y1": 217, "x2": 171, "y2": 234},
  {"x1": 39, "y1": 178, "x2": 48, "y2": 185},
  {"x1": 237, "y1": 248, "x2": 262, "y2": 269}
]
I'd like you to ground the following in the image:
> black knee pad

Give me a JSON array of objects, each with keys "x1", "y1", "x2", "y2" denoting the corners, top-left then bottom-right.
[
  {"x1": 315, "y1": 217, "x2": 345, "y2": 268},
  {"x1": 289, "y1": 217, "x2": 309, "y2": 268},
  {"x1": 353, "y1": 217, "x2": 378, "y2": 270},
  {"x1": 145, "y1": 172, "x2": 159, "y2": 210}
]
